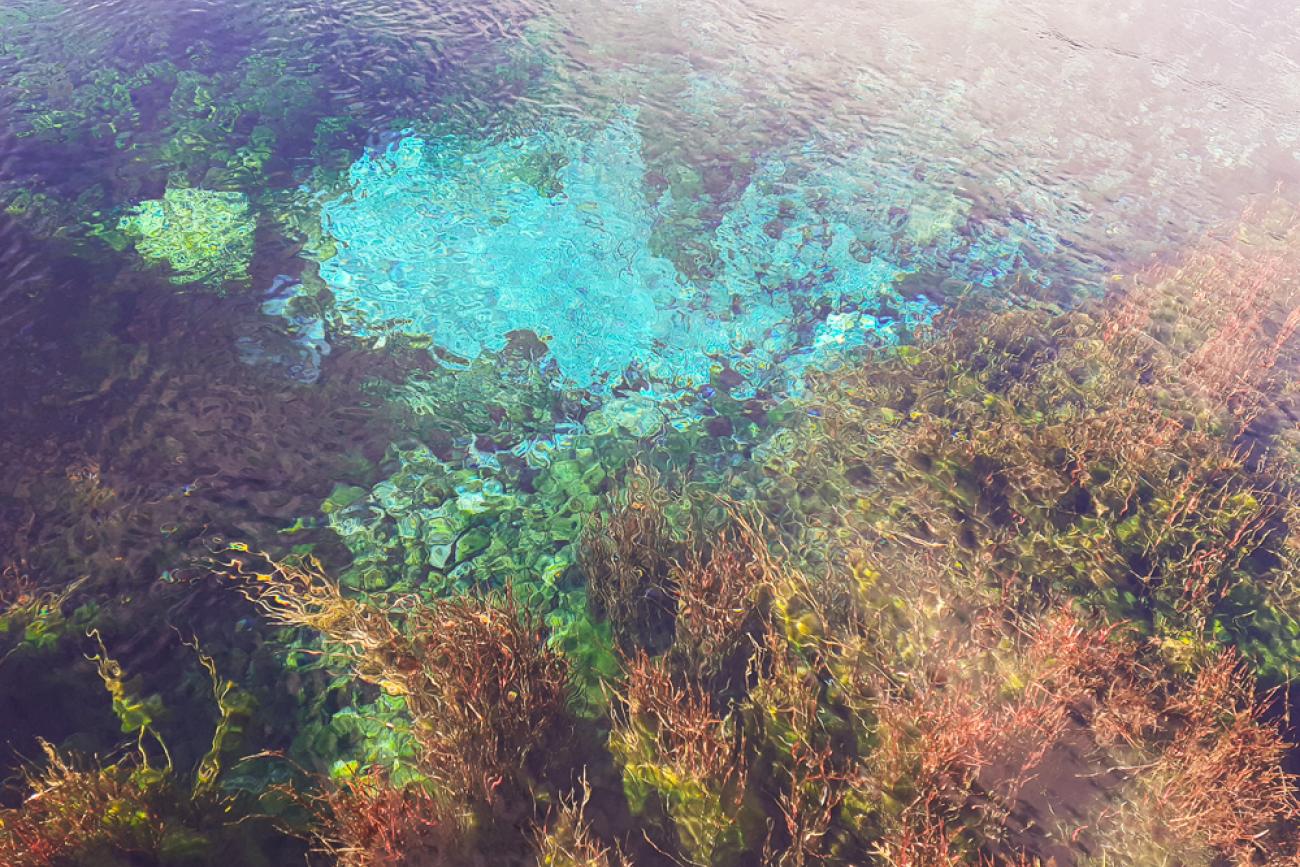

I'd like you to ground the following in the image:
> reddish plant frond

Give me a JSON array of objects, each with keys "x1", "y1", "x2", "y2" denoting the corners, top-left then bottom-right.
[
  {"x1": 400, "y1": 591, "x2": 572, "y2": 802},
  {"x1": 0, "y1": 742, "x2": 166, "y2": 867},
  {"x1": 669, "y1": 513, "x2": 779, "y2": 691},
  {"x1": 1138, "y1": 652, "x2": 1300, "y2": 860},
  {"x1": 615, "y1": 652, "x2": 739, "y2": 789},
  {"x1": 533, "y1": 774, "x2": 629, "y2": 867},
  {"x1": 313, "y1": 770, "x2": 461, "y2": 867},
  {"x1": 749, "y1": 630, "x2": 847, "y2": 867},
  {"x1": 580, "y1": 463, "x2": 681, "y2": 654},
  {"x1": 242, "y1": 558, "x2": 571, "y2": 805}
]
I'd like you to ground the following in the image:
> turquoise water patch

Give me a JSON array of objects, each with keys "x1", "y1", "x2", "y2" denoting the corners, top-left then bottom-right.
[
  {"x1": 317, "y1": 110, "x2": 1048, "y2": 392},
  {"x1": 320, "y1": 111, "x2": 708, "y2": 389}
]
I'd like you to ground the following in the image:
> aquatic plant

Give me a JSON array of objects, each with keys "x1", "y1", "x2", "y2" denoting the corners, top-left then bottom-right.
[
  {"x1": 586, "y1": 490, "x2": 849, "y2": 864},
  {"x1": 1100, "y1": 652, "x2": 1300, "y2": 864},
  {"x1": 241, "y1": 557, "x2": 573, "y2": 807},
  {"x1": 748, "y1": 477, "x2": 1291, "y2": 865},
  {"x1": 532, "y1": 776, "x2": 628, "y2": 867},
  {"x1": 0, "y1": 741, "x2": 174, "y2": 867},
  {"x1": 326, "y1": 433, "x2": 612, "y2": 600},
  {"x1": 118, "y1": 186, "x2": 255, "y2": 286},
  {"x1": 395, "y1": 590, "x2": 573, "y2": 804},
  {"x1": 765, "y1": 221, "x2": 1300, "y2": 684},
  {"x1": 0, "y1": 640, "x2": 291, "y2": 867},
  {"x1": 666, "y1": 511, "x2": 779, "y2": 699},
  {"x1": 609, "y1": 652, "x2": 746, "y2": 866},
  {"x1": 0, "y1": 567, "x2": 91, "y2": 655},
  {"x1": 579, "y1": 463, "x2": 682, "y2": 655},
  {"x1": 86, "y1": 629, "x2": 168, "y2": 753},
  {"x1": 743, "y1": 629, "x2": 849, "y2": 867},
  {"x1": 756, "y1": 416, "x2": 1300, "y2": 865},
  {"x1": 322, "y1": 433, "x2": 626, "y2": 713},
  {"x1": 856, "y1": 628, "x2": 1066, "y2": 860},
  {"x1": 1105, "y1": 203, "x2": 1300, "y2": 425},
  {"x1": 305, "y1": 768, "x2": 464, "y2": 867}
]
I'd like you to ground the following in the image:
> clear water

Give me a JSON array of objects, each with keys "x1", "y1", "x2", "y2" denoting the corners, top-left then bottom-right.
[{"x1": 2, "y1": 0, "x2": 1300, "y2": 860}]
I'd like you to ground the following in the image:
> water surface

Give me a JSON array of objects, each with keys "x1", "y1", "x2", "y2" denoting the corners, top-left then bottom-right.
[{"x1": 1, "y1": 0, "x2": 1299, "y2": 858}]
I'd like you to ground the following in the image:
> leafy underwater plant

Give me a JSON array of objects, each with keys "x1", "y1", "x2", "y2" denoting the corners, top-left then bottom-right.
[
  {"x1": 759, "y1": 212, "x2": 1300, "y2": 686},
  {"x1": 579, "y1": 462, "x2": 683, "y2": 656},
  {"x1": 608, "y1": 652, "x2": 747, "y2": 866},
  {"x1": 302, "y1": 767, "x2": 465, "y2": 867},
  {"x1": 1094, "y1": 651, "x2": 1300, "y2": 865},
  {"x1": 0, "y1": 633, "x2": 291, "y2": 867},
  {"x1": 237, "y1": 556, "x2": 574, "y2": 809},
  {"x1": 665, "y1": 509, "x2": 779, "y2": 699},
  {"x1": 0, "y1": 566, "x2": 93, "y2": 655},
  {"x1": 118, "y1": 186, "x2": 255, "y2": 287},
  {"x1": 532, "y1": 774, "x2": 629, "y2": 867}
]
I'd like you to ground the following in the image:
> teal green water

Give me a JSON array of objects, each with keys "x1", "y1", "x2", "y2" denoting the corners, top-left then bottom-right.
[{"x1": 318, "y1": 115, "x2": 943, "y2": 392}]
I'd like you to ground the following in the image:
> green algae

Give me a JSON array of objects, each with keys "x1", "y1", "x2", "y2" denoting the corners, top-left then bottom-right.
[
  {"x1": 118, "y1": 187, "x2": 254, "y2": 287},
  {"x1": 762, "y1": 302, "x2": 1300, "y2": 686},
  {"x1": 2, "y1": 2, "x2": 1299, "y2": 864},
  {"x1": 326, "y1": 440, "x2": 608, "y2": 600}
]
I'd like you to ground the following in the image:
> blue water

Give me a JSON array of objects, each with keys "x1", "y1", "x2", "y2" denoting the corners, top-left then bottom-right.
[
  {"x1": 7, "y1": 0, "x2": 1295, "y2": 398},
  {"x1": 318, "y1": 114, "x2": 942, "y2": 393}
]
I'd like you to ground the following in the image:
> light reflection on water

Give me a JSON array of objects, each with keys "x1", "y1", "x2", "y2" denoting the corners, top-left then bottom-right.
[
  {"x1": 0, "y1": 0, "x2": 1299, "y2": 848},
  {"x1": 1, "y1": 0, "x2": 1297, "y2": 578}
]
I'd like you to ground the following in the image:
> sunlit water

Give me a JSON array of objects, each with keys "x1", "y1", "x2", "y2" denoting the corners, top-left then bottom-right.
[{"x1": 2, "y1": 0, "x2": 1300, "y2": 844}]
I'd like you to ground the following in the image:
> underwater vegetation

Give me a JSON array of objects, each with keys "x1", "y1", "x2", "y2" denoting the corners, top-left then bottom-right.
[
  {"x1": 762, "y1": 202, "x2": 1300, "y2": 687},
  {"x1": 0, "y1": 608, "x2": 303, "y2": 867},
  {"x1": 118, "y1": 187, "x2": 255, "y2": 287},
  {"x1": 296, "y1": 207, "x2": 1300, "y2": 864},
  {"x1": 5, "y1": 203, "x2": 1300, "y2": 866},
  {"x1": 3, "y1": 0, "x2": 1300, "y2": 860},
  {"x1": 242, "y1": 559, "x2": 573, "y2": 809}
]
